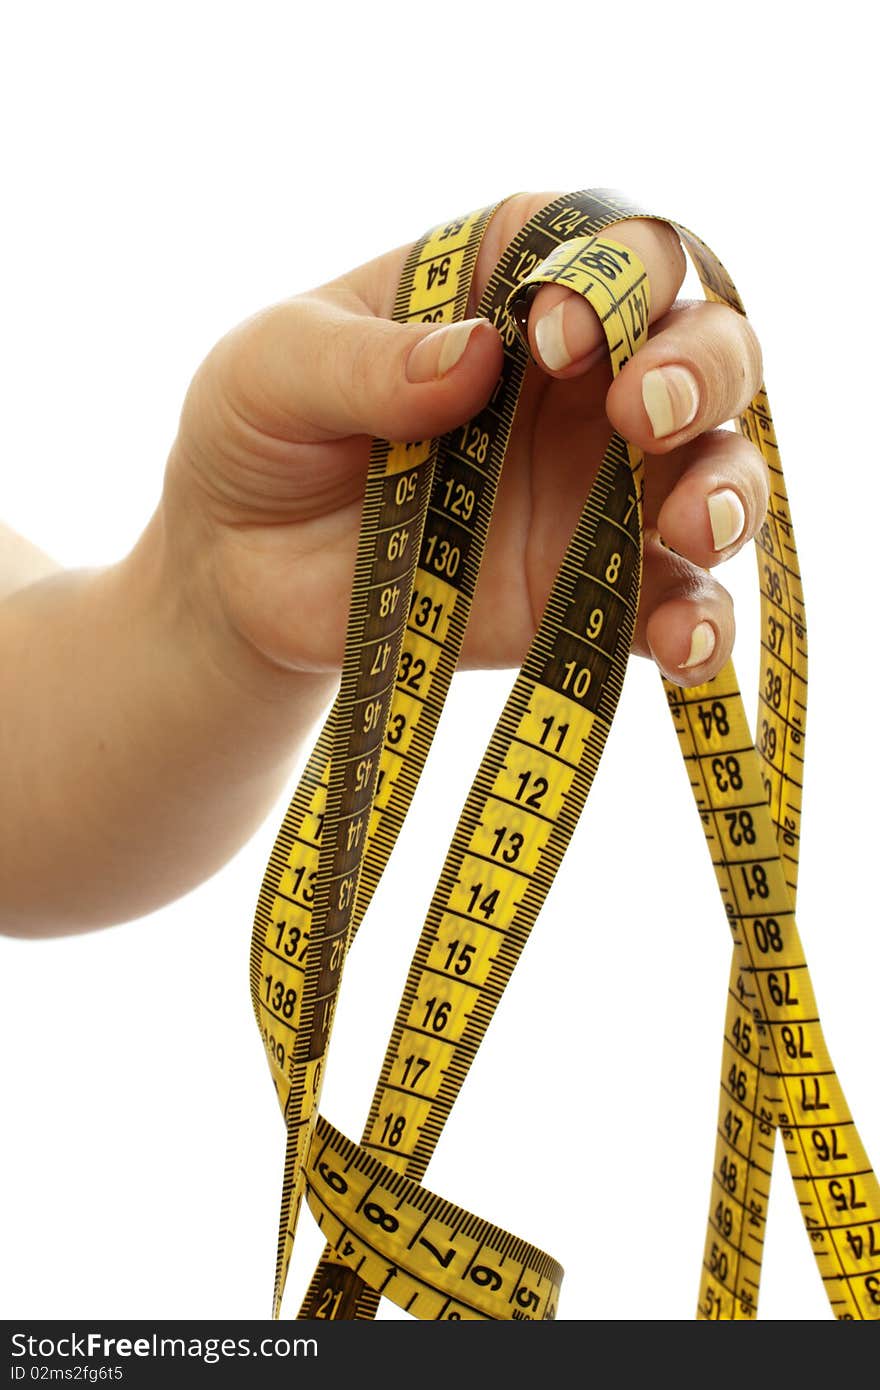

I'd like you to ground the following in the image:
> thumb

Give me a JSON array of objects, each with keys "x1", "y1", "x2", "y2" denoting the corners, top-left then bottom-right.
[{"x1": 216, "y1": 293, "x2": 503, "y2": 446}]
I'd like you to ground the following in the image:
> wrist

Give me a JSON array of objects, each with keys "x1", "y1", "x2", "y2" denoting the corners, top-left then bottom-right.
[{"x1": 0, "y1": 500, "x2": 337, "y2": 935}]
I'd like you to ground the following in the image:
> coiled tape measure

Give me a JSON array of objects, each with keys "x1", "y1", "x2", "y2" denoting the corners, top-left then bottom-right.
[{"x1": 248, "y1": 189, "x2": 880, "y2": 1320}]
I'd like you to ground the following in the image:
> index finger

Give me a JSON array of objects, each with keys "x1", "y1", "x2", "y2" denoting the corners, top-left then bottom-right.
[{"x1": 489, "y1": 195, "x2": 688, "y2": 375}]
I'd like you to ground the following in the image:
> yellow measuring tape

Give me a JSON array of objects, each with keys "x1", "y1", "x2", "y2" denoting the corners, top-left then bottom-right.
[{"x1": 248, "y1": 190, "x2": 880, "y2": 1321}]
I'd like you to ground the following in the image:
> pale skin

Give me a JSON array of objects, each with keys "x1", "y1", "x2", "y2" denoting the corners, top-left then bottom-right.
[{"x1": 0, "y1": 193, "x2": 768, "y2": 937}]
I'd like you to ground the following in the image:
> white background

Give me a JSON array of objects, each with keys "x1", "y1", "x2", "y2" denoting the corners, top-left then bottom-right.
[{"x1": 1, "y1": 1, "x2": 877, "y2": 1324}]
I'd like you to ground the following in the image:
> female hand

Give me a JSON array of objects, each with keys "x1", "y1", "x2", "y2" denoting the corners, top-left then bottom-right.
[{"x1": 165, "y1": 192, "x2": 766, "y2": 686}]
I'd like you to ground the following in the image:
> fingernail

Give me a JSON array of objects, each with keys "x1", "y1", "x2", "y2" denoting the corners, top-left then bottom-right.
[
  {"x1": 641, "y1": 365, "x2": 700, "y2": 438},
  {"x1": 707, "y1": 488, "x2": 745, "y2": 551},
  {"x1": 679, "y1": 620, "x2": 716, "y2": 670},
  {"x1": 534, "y1": 298, "x2": 601, "y2": 373},
  {"x1": 535, "y1": 301, "x2": 571, "y2": 371},
  {"x1": 406, "y1": 318, "x2": 484, "y2": 383}
]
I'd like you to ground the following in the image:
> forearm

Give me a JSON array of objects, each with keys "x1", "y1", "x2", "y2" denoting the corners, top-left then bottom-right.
[{"x1": 0, "y1": 507, "x2": 336, "y2": 935}]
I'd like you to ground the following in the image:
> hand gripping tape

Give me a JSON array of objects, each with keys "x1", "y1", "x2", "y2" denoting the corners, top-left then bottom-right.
[{"x1": 248, "y1": 191, "x2": 880, "y2": 1321}]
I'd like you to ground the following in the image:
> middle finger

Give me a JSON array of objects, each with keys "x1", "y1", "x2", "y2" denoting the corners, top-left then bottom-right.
[{"x1": 604, "y1": 298, "x2": 764, "y2": 453}]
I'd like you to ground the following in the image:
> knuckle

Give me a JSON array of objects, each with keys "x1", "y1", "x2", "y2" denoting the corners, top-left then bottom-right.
[
  {"x1": 692, "y1": 304, "x2": 761, "y2": 418},
  {"x1": 686, "y1": 303, "x2": 764, "y2": 417},
  {"x1": 727, "y1": 433, "x2": 770, "y2": 527},
  {"x1": 619, "y1": 217, "x2": 687, "y2": 310},
  {"x1": 207, "y1": 307, "x2": 279, "y2": 431},
  {"x1": 694, "y1": 319, "x2": 732, "y2": 408},
  {"x1": 737, "y1": 313, "x2": 764, "y2": 391},
  {"x1": 656, "y1": 221, "x2": 687, "y2": 292},
  {"x1": 712, "y1": 573, "x2": 734, "y2": 611}
]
